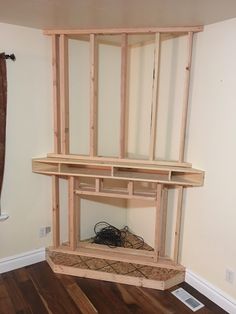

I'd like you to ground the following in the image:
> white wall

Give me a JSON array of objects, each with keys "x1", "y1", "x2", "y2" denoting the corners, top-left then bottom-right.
[
  {"x1": 0, "y1": 23, "x2": 52, "y2": 258},
  {"x1": 182, "y1": 18, "x2": 236, "y2": 299}
]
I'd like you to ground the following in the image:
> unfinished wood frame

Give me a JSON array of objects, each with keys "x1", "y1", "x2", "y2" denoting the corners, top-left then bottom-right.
[
  {"x1": 149, "y1": 33, "x2": 161, "y2": 160},
  {"x1": 90, "y1": 34, "x2": 98, "y2": 157},
  {"x1": 49, "y1": 27, "x2": 201, "y2": 164},
  {"x1": 59, "y1": 34, "x2": 69, "y2": 155},
  {"x1": 35, "y1": 26, "x2": 204, "y2": 280}
]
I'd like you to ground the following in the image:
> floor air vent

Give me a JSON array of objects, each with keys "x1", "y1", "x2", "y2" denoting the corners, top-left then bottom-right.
[{"x1": 172, "y1": 288, "x2": 204, "y2": 312}]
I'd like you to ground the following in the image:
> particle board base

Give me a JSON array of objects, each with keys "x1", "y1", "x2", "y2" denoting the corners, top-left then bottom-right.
[{"x1": 47, "y1": 249, "x2": 185, "y2": 290}]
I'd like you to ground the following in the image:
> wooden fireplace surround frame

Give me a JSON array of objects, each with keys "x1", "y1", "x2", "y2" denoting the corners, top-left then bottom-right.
[{"x1": 32, "y1": 26, "x2": 204, "y2": 273}]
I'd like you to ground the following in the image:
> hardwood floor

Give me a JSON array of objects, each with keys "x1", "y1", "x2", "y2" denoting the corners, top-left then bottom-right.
[{"x1": 0, "y1": 261, "x2": 227, "y2": 314}]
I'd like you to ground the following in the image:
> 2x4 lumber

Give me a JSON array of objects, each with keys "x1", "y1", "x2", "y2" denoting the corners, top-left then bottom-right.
[
  {"x1": 52, "y1": 176, "x2": 60, "y2": 248},
  {"x1": 154, "y1": 184, "x2": 163, "y2": 262},
  {"x1": 52, "y1": 35, "x2": 61, "y2": 154},
  {"x1": 120, "y1": 33, "x2": 128, "y2": 158},
  {"x1": 75, "y1": 189, "x2": 156, "y2": 201},
  {"x1": 47, "y1": 153, "x2": 192, "y2": 168},
  {"x1": 179, "y1": 32, "x2": 194, "y2": 162},
  {"x1": 68, "y1": 176, "x2": 77, "y2": 250},
  {"x1": 75, "y1": 178, "x2": 81, "y2": 243},
  {"x1": 44, "y1": 26, "x2": 203, "y2": 36},
  {"x1": 160, "y1": 187, "x2": 168, "y2": 256},
  {"x1": 128, "y1": 181, "x2": 134, "y2": 196},
  {"x1": 95, "y1": 178, "x2": 100, "y2": 192},
  {"x1": 173, "y1": 186, "x2": 184, "y2": 263},
  {"x1": 89, "y1": 34, "x2": 98, "y2": 157},
  {"x1": 149, "y1": 33, "x2": 161, "y2": 160},
  {"x1": 59, "y1": 34, "x2": 70, "y2": 154}
]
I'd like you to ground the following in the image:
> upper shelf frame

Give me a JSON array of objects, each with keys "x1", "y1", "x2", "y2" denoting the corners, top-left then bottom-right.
[{"x1": 46, "y1": 25, "x2": 204, "y2": 166}]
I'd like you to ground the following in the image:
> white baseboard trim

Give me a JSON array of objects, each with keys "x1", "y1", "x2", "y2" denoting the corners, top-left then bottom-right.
[
  {"x1": 185, "y1": 269, "x2": 236, "y2": 314},
  {"x1": 0, "y1": 248, "x2": 46, "y2": 274}
]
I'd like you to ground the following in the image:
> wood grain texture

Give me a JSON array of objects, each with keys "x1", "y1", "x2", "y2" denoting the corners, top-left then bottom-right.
[{"x1": 0, "y1": 262, "x2": 226, "y2": 314}]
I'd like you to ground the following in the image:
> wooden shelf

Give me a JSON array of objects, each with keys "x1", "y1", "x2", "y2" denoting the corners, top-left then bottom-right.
[{"x1": 32, "y1": 156, "x2": 204, "y2": 187}]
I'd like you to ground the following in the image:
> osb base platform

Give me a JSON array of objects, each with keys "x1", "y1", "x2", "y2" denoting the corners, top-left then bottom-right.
[{"x1": 47, "y1": 249, "x2": 185, "y2": 290}]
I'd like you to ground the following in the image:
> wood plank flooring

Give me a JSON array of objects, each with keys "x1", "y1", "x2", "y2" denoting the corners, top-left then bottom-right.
[{"x1": 0, "y1": 261, "x2": 227, "y2": 314}]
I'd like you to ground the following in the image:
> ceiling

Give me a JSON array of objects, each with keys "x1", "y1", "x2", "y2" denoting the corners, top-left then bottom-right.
[{"x1": 0, "y1": 0, "x2": 236, "y2": 30}]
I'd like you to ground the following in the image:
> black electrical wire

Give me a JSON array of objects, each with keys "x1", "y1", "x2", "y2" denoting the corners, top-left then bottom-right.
[{"x1": 92, "y1": 221, "x2": 144, "y2": 249}]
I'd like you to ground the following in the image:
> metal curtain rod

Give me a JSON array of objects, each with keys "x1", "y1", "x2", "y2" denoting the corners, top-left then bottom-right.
[{"x1": 5, "y1": 54, "x2": 16, "y2": 61}]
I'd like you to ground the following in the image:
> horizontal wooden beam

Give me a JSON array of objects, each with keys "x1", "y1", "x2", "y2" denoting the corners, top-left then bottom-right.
[{"x1": 44, "y1": 26, "x2": 203, "y2": 36}]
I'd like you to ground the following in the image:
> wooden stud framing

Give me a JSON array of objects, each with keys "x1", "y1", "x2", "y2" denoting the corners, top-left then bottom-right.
[
  {"x1": 179, "y1": 32, "x2": 194, "y2": 162},
  {"x1": 160, "y1": 187, "x2": 168, "y2": 256},
  {"x1": 52, "y1": 175, "x2": 60, "y2": 248},
  {"x1": 173, "y1": 186, "x2": 184, "y2": 263},
  {"x1": 44, "y1": 26, "x2": 203, "y2": 36},
  {"x1": 149, "y1": 33, "x2": 161, "y2": 160},
  {"x1": 68, "y1": 176, "x2": 77, "y2": 250},
  {"x1": 90, "y1": 34, "x2": 98, "y2": 157},
  {"x1": 120, "y1": 33, "x2": 128, "y2": 158},
  {"x1": 75, "y1": 177, "x2": 81, "y2": 244},
  {"x1": 34, "y1": 26, "x2": 205, "y2": 281},
  {"x1": 154, "y1": 184, "x2": 163, "y2": 262},
  {"x1": 59, "y1": 34, "x2": 69, "y2": 154},
  {"x1": 52, "y1": 35, "x2": 61, "y2": 154}
]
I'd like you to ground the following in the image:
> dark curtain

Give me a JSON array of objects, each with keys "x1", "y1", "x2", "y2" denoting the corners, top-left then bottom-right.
[{"x1": 0, "y1": 53, "x2": 7, "y2": 207}]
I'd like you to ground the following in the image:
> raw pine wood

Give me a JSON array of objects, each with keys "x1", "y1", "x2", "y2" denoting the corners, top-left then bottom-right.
[
  {"x1": 75, "y1": 178, "x2": 81, "y2": 243},
  {"x1": 44, "y1": 26, "x2": 204, "y2": 35},
  {"x1": 90, "y1": 34, "x2": 98, "y2": 157},
  {"x1": 154, "y1": 184, "x2": 163, "y2": 262},
  {"x1": 179, "y1": 32, "x2": 194, "y2": 162},
  {"x1": 52, "y1": 35, "x2": 61, "y2": 153},
  {"x1": 95, "y1": 178, "x2": 100, "y2": 192},
  {"x1": 59, "y1": 34, "x2": 69, "y2": 154},
  {"x1": 33, "y1": 157, "x2": 204, "y2": 187},
  {"x1": 128, "y1": 181, "x2": 134, "y2": 196},
  {"x1": 32, "y1": 26, "x2": 205, "y2": 290},
  {"x1": 68, "y1": 176, "x2": 77, "y2": 250},
  {"x1": 149, "y1": 33, "x2": 160, "y2": 160},
  {"x1": 120, "y1": 33, "x2": 128, "y2": 158},
  {"x1": 75, "y1": 188, "x2": 156, "y2": 201},
  {"x1": 160, "y1": 187, "x2": 168, "y2": 256},
  {"x1": 173, "y1": 186, "x2": 184, "y2": 263},
  {"x1": 47, "y1": 152, "x2": 193, "y2": 168},
  {"x1": 52, "y1": 175, "x2": 60, "y2": 248}
]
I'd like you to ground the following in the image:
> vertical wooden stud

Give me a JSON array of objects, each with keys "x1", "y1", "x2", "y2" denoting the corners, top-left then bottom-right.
[
  {"x1": 52, "y1": 35, "x2": 61, "y2": 153},
  {"x1": 75, "y1": 178, "x2": 81, "y2": 245},
  {"x1": 120, "y1": 33, "x2": 128, "y2": 159},
  {"x1": 95, "y1": 178, "x2": 100, "y2": 192},
  {"x1": 128, "y1": 181, "x2": 134, "y2": 196},
  {"x1": 160, "y1": 187, "x2": 168, "y2": 256},
  {"x1": 52, "y1": 35, "x2": 61, "y2": 249},
  {"x1": 179, "y1": 32, "x2": 194, "y2": 162},
  {"x1": 68, "y1": 176, "x2": 77, "y2": 250},
  {"x1": 52, "y1": 175, "x2": 60, "y2": 248},
  {"x1": 90, "y1": 34, "x2": 98, "y2": 157},
  {"x1": 173, "y1": 186, "x2": 184, "y2": 263},
  {"x1": 149, "y1": 33, "x2": 161, "y2": 160},
  {"x1": 154, "y1": 183, "x2": 163, "y2": 262},
  {"x1": 59, "y1": 34, "x2": 69, "y2": 154}
]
